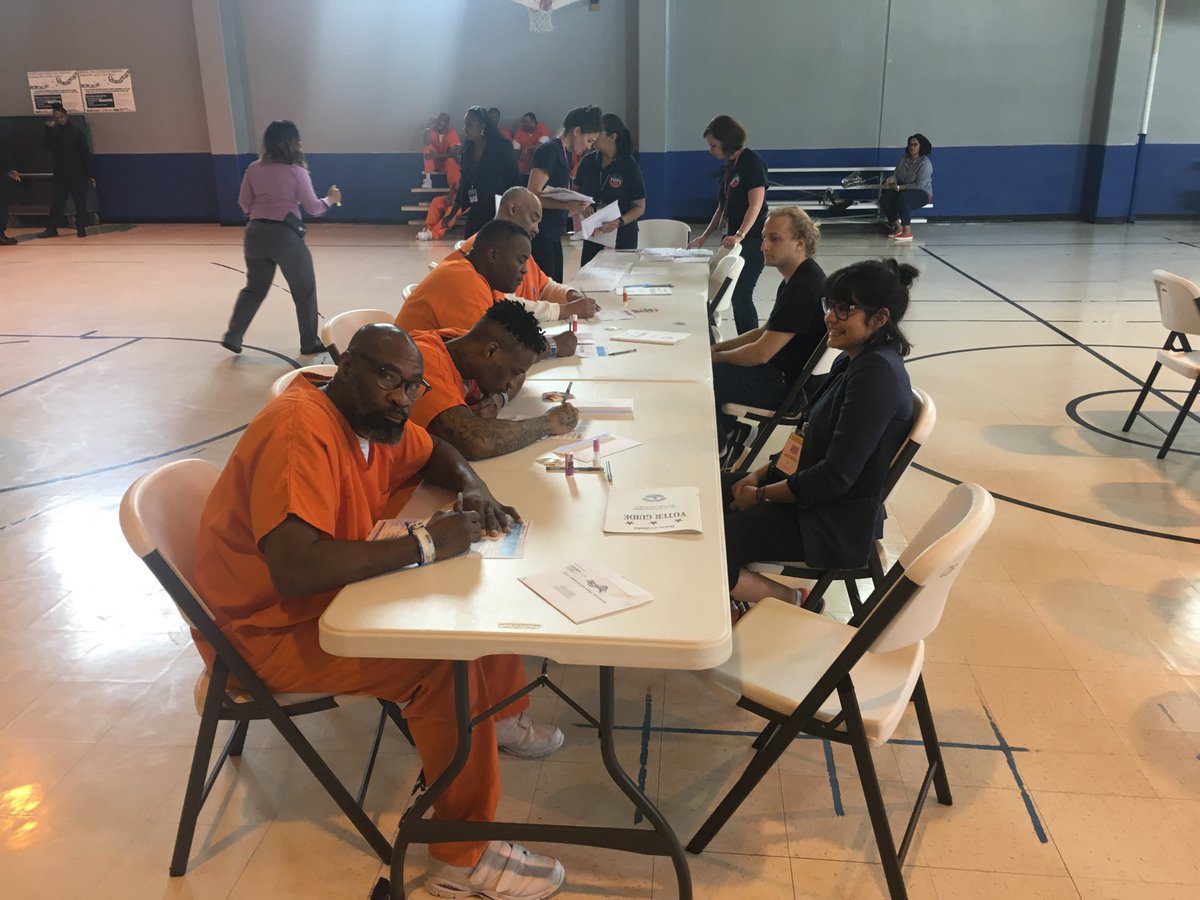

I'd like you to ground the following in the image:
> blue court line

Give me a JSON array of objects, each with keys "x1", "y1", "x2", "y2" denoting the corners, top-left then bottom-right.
[
  {"x1": 982, "y1": 703, "x2": 1047, "y2": 843},
  {"x1": 0, "y1": 337, "x2": 140, "y2": 400},
  {"x1": 633, "y1": 690, "x2": 653, "y2": 826},
  {"x1": 823, "y1": 739, "x2": 845, "y2": 817}
]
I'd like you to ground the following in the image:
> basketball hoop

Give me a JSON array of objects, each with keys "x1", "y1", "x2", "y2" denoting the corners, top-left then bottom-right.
[{"x1": 529, "y1": 0, "x2": 555, "y2": 32}]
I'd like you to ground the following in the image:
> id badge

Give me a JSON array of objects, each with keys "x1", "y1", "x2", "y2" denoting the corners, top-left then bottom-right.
[
  {"x1": 467, "y1": 187, "x2": 479, "y2": 204},
  {"x1": 776, "y1": 432, "x2": 805, "y2": 476}
]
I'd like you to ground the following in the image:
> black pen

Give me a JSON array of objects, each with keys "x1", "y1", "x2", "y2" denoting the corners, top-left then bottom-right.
[{"x1": 608, "y1": 349, "x2": 637, "y2": 357}]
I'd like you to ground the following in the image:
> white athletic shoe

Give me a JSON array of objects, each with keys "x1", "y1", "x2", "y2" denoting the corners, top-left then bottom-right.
[
  {"x1": 425, "y1": 841, "x2": 565, "y2": 899},
  {"x1": 417, "y1": 229, "x2": 434, "y2": 241},
  {"x1": 890, "y1": 233, "x2": 914, "y2": 243},
  {"x1": 494, "y1": 711, "x2": 564, "y2": 759},
  {"x1": 422, "y1": 172, "x2": 433, "y2": 189}
]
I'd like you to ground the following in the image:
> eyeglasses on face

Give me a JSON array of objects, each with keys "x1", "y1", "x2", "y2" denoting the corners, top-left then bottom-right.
[
  {"x1": 821, "y1": 298, "x2": 880, "y2": 321},
  {"x1": 349, "y1": 350, "x2": 431, "y2": 399}
]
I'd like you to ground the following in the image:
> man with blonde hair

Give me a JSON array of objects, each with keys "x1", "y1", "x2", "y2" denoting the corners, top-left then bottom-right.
[{"x1": 711, "y1": 205, "x2": 826, "y2": 450}]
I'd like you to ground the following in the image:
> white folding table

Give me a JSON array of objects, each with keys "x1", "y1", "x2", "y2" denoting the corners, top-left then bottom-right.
[{"x1": 320, "y1": 380, "x2": 731, "y2": 899}]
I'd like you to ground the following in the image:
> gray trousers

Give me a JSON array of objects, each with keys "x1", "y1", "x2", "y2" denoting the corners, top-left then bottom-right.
[{"x1": 225, "y1": 220, "x2": 320, "y2": 349}]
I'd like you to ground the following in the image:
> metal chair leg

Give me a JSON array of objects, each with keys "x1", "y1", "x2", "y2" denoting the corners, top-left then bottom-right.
[
  {"x1": 227, "y1": 720, "x2": 249, "y2": 757},
  {"x1": 170, "y1": 662, "x2": 229, "y2": 877},
  {"x1": 1157, "y1": 378, "x2": 1200, "y2": 458},
  {"x1": 1122, "y1": 361, "x2": 1161, "y2": 432},
  {"x1": 845, "y1": 578, "x2": 863, "y2": 614},
  {"x1": 357, "y1": 702, "x2": 390, "y2": 806},
  {"x1": 911, "y1": 677, "x2": 952, "y2": 806},
  {"x1": 751, "y1": 721, "x2": 779, "y2": 751}
]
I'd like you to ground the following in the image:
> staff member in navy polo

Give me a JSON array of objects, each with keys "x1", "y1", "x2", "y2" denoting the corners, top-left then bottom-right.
[
  {"x1": 688, "y1": 114, "x2": 769, "y2": 334},
  {"x1": 527, "y1": 105, "x2": 601, "y2": 282},
  {"x1": 573, "y1": 113, "x2": 646, "y2": 267}
]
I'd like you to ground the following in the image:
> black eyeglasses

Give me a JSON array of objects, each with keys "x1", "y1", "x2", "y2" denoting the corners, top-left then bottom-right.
[
  {"x1": 822, "y1": 298, "x2": 879, "y2": 321},
  {"x1": 349, "y1": 350, "x2": 431, "y2": 399}
]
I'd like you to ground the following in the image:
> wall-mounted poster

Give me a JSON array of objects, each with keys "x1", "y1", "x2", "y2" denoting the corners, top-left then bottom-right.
[
  {"x1": 28, "y1": 70, "x2": 84, "y2": 114},
  {"x1": 79, "y1": 69, "x2": 136, "y2": 113}
]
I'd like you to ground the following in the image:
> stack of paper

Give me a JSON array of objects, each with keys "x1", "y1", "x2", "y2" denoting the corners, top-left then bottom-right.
[
  {"x1": 521, "y1": 561, "x2": 653, "y2": 623},
  {"x1": 639, "y1": 248, "x2": 712, "y2": 260},
  {"x1": 580, "y1": 201, "x2": 622, "y2": 249},
  {"x1": 603, "y1": 487, "x2": 703, "y2": 534},
  {"x1": 621, "y1": 285, "x2": 672, "y2": 296},
  {"x1": 570, "y1": 399, "x2": 634, "y2": 417},
  {"x1": 553, "y1": 432, "x2": 641, "y2": 462},
  {"x1": 540, "y1": 186, "x2": 594, "y2": 204},
  {"x1": 610, "y1": 330, "x2": 689, "y2": 345}
]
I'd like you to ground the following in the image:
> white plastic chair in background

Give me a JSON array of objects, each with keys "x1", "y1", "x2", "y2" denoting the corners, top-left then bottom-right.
[
  {"x1": 637, "y1": 219, "x2": 691, "y2": 249},
  {"x1": 321, "y1": 309, "x2": 394, "y2": 360},
  {"x1": 1122, "y1": 269, "x2": 1200, "y2": 457},
  {"x1": 707, "y1": 254, "x2": 745, "y2": 326},
  {"x1": 708, "y1": 240, "x2": 742, "y2": 274},
  {"x1": 268, "y1": 365, "x2": 338, "y2": 400}
]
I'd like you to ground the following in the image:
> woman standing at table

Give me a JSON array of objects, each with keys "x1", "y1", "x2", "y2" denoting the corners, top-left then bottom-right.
[
  {"x1": 722, "y1": 259, "x2": 917, "y2": 613},
  {"x1": 222, "y1": 120, "x2": 340, "y2": 356},
  {"x1": 444, "y1": 106, "x2": 520, "y2": 239},
  {"x1": 527, "y1": 105, "x2": 601, "y2": 282},
  {"x1": 687, "y1": 115, "x2": 768, "y2": 334},
  {"x1": 573, "y1": 113, "x2": 646, "y2": 267}
]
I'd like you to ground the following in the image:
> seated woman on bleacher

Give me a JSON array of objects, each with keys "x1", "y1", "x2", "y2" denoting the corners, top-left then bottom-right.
[
  {"x1": 722, "y1": 259, "x2": 917, "y2": 613},
  {"x1": 879, "y1": 133, "x2": 933, "y2": 243}
]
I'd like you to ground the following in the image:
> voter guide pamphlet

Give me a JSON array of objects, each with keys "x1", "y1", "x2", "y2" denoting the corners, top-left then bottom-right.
[
  {"x1": 603, "y1": 487, "x2": 702, "y2": 534},
  {"x1": 367, "y1": 518, "x2": 530, "y2": 559},
  {"x1": 520, "y1": 561, "x2": 653, "y2": 623}
]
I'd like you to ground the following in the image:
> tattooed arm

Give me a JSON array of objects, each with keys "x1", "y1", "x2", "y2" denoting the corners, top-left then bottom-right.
[{"x1": 427, "y1": 402, "x2": 579, "y2": 460}]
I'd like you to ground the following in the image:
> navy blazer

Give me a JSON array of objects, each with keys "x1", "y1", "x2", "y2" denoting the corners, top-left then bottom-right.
[{"x1": 779, "y1": 342, "x2": 912, "y2": 569}]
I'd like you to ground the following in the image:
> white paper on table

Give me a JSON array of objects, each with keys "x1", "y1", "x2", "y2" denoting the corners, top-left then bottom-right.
[
  {"x1": 539, "y1": 186, "x2": 593, "y2": 204},
  {"x1": 621, "y1": 286, "x2": 672, "y2": 296},
  {"x1": 538, "y1": 419, "x2": 592, "y2": 441},
  {"x1": 570, "y1": 399, "x2": 634, "y2": 417},
  {"x1": 574, "y1": 343, "x2": 608, "y2": 357},
  {"x1": 603, "y1": 487, "x2": 703, "y2": 534},
  {"x1": 520, "y1": 561, "x2": 653, "y2": 624},
  {"x1": 594, "y1": 307, "x2": 636, "y2": 321},
  {"x1": 639, "y1": 248, "x2": 712, "y2": 259},
  {"x1": 629, "y1": 265, "x2": 670, "y2": 277},
  {"x1": 610, "y1": 329, "x2": 690, "y2": 345},
  {"x1": 580, "y1": 201, "x2": 622, "y2": 248},
  {"x1": 367, "y1": 517, "x2": 531, "y2": 559},
  {"x1": 552, "y1": 432, "x2": 641, "y2": 462}
]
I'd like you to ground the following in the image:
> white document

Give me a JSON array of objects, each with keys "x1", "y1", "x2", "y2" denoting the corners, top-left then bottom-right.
[
  {"x1": 367, "y1": 517, "x2": 530, "y2": 559},
  {"x1": 539, "y1": 186, "x2": 593, "y2": 204},
  {"x1": 78, "y1": 69, "x2": 136, "y2": 113},
  {"x1": 571, "y1": 399, "x2": 634, "y2": 417},
  {"x1": 574, "y1": 343, "x2": 608, "y2": 357},
  {"x1": 594, "y1": 308, "x2": 636, "y2": 321},
  {"x1": 639, "y1": 248, "x2": 712, "y2": 260},
  {"x1": 28, "y1": 70, "x2": 84, "y2": 114},
  {"x1": 604, "y1": 487, "x2": 703, "y2": 534},
  {"x1": 521, "y1": 561, "x2": 653, "y2": 624},
  {"x1": 622, "y1": 286, "x2": 672, "y2": 296},
  {"x1": 539, "y1": 419, "x2": 592, "y2": 441},
  {"x1": 553, "y1": 432, "x2": 641, "y2": 462},
  {"x1": 581, "y1": 201, "x2": 622, "y2": 248},
  {"x1": 610, "y1": 330, "x2": 690, "y2": 345}
]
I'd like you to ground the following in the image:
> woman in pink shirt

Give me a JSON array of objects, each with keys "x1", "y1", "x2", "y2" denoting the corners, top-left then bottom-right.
[{"x1": 221, "y1": 120, "x2": 341, "y2": 355}]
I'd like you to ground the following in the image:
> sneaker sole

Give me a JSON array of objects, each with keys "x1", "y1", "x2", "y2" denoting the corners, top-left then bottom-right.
[{"x1": 498, "y1": 731, "x2": 565, "y2": 760}]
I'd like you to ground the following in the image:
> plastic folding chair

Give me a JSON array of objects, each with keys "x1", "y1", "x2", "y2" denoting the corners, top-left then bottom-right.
[
  {"x1": 321, "y1": 309, "x2": 395, "y2": 361},
  {"x1": 637, "y1": 219, "x2": 691, "y2": 249}
]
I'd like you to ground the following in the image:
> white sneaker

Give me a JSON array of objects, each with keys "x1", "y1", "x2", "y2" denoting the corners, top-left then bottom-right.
[
  {"x1": 890, "y1": 232, "x2": 914, "y2": 242},
  {"x1": 417, "y1": 229, "x2": 434, "y2": 241},
  {"x1": 422, "y1": 173, "x2": 433, "y2": 189},
  {"x1": 426, "y1": 841, "x2": 564, "y2": 899},
  {"x1": 494, "y1": 711, "x2": 564, "y2": 759}
]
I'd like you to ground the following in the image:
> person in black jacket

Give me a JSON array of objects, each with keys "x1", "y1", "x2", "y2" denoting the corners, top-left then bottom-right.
[
  {"x1": 441, "y1": 106, "x2": 520, "y2": 239},
  {"x1": 722, "y1": 259, "x2": 918, "y2": 613},
  {"x1": 573, "y1": 113, "x2": 646, "y2": 266},
  {"x1": 0, "y1": 137, "x2": 21, "y2": 246},
  {"x1": 37, "y1": 104, "x2": 94, "y2": 239}
]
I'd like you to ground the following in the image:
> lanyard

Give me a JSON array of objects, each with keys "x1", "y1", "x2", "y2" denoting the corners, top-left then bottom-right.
[{"x1": 722, "y1": 148, "x2": 744, "y2": 207}]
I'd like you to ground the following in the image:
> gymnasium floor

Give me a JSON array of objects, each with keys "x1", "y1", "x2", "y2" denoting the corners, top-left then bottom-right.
[{"x1": 1, "y1": 220, "x2": 1198, "y2": 899}]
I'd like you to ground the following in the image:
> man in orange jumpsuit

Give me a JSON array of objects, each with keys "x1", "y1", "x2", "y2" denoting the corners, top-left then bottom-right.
[
  {"x1": 397, "y1": 218, "x2": 578, "y2": 360},
  {"x1": 452, "y1": 187, "x2": 598, "y2": 323},
  {"x1": 418, "y1": 185, "x2": 463, "y2": 241},
  {"x1": 423, "y1": 113, "x2": 462, "y2": 187},
  {"x1": 512, "y1": 113, "x2": 550, "y2": 176},
  {"x1": 488, "y1": 107, "x2": 512, "y2": 142},
  {"x1": 194, "y1": 323, "x2": 566, "y2": 898}
]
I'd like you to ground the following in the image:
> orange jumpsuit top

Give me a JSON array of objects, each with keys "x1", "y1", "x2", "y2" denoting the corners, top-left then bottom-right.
[
  {"x1": 424, "y1": 194, "x2": 461, "y2": 240},
  {"x1": 194, "y1": 377, "x2": 434, "y2": 645},
  {"x1": 396, "y1": 254, "x2": 500, "y2": 333},
  {"x1": 408, "y1": 328, "x2": 471, "y2": 430},
  {"x1": 425, "y1": 127, "x2": 461, "y2": 159},
  {"x1": 452, "y1": 233, "x2": 550, "y2": 302},
  {"x1": 497, "y1": 126, "x2": 513, "y2": 142},
  {"x1": 513, "y1": 123, "x2": 551, "y2": 174}
]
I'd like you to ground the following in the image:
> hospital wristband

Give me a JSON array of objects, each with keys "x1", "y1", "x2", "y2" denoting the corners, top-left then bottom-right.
[{"x1": 408, "y1": 523, "x2": 436, "y2": 566}]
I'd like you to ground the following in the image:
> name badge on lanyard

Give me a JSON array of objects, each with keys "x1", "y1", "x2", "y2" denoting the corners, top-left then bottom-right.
[
  {"x1": 467, "y1": 186, "x2": 479, "y2": 205},
  {"x1": 775, "y1": 430, "x2": 805, "y2": 476}
]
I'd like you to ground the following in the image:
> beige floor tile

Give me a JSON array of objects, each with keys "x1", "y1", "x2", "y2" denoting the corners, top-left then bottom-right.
[
  {"x1": 1074, "y1": 880, "x2": 1200, "y2": 900},
  {"x1": 787, "y1": 858, "x2": 938, "y2": 899},
  {"x1": 893, "y1": 742, "x2": 1013, "y2": 789},
  {"x1": 1033, "y1": 791, "x2": 1200, "y2": 883},
  {"x1": 913, "y1": 785, "x2": 1066, "y2": 875},
  {"x1": 780, "y1": 772, "x2": 918, "y2": 865},
  {"x1": 1017, "y1": 750, "x2": 1157, "y2": 797},
  {"x1": 1135, "y1": 753, "x2": 1200, "y2": 800},
  {"x1": 972, "y1": 667, "x2": 1125, "y2": 753},
  {"x1": 929, "y1": 869, "x2": 1081, "y2": 899},
  {"x1": 1077, "y1": 550, "x2": 1199, "y2": 599},
  {"x1": 546, "y1": 844, "x2": 655, "y2": 899},
  {"x1": 1077, "y1": 670, "x2": 1200, "y2": 732},
  {"x1": 0, "y1": 679, "x2": 152, "y2": 743},
  {"x1": 37, "y1": 740, "x2": 193, "y2": 824},
  {"x1": 940, "y1": 581, "x2": 1074, "y2": 669},
  {"x1": 650, "y1": 851, "x2": 795, "y2": 898},
  {"x1": 995, "y1": 548, "x2": 1100, "y2": 585},
  {"x1": 658, "y1": 759, "x2": 789, "y2": 857},
  {"x1": 226, "y1": 817, "x2": 384, "y2": 898}
]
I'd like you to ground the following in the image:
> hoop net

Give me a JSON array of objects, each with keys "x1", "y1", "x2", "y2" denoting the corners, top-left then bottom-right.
[{"x1": 528, "y1": 0, "x2": 555, "y2": 32}]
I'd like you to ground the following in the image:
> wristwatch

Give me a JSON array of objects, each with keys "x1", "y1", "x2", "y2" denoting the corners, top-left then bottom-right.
[{"x1": 408, "y1": 522, "x2": 436, "y2": 566}]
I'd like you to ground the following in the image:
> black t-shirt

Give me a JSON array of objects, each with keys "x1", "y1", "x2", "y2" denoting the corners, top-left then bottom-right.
[
  {"x1": 764, "y1": 257, "x2": 827, "y2": 384},
  {"x1": 458, "y1": 135, "x2": 519, "y2": 234},
  {"x1": 720, "y1": 147, "x2": 768, "y2": 240},
  {"x1": 574, "y1": 150, "x2": 646, "y2": 246},
  {"x1": 531, "y1": 137, "x2": 572, "y2": 238}
]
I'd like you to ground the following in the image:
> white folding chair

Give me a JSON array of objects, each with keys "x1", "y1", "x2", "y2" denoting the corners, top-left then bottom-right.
[
  {"x1": 454, "y1": 240, "x2": 466, "y2": 253},
  {"x1": 119, "y1": 459, "x2": 409, "y2": 876},
  {"x1": 708, "y1": 240, "x2": 742, "y2": 275},
  {"x1": 428, "y1": 260, "x2": 439, "y2": 270},
  {"x1": 747, "y1": 388, "x2": 938, "y2": 614},
  {"x1": 690, "y1": 483, "x2": 995, "y2": 900},
  {"x1": 267, "y1": 364, "x2": 337, "y2": 400},
  {"x1": 402, "y1": 283, "x2": 419, "y2": 301},
  {"x1": 1122, "y1": 269, "x2": 1200, "y2": 457},
  {"x1": 707, "y1": 254, "x2": 745, "y2": 328},
  {"x1": 637, "y1": 219, "x2": 691, "y2": 249},
  {"x1": 320, "y1": 308, "x2": 394, "y2": 360}
]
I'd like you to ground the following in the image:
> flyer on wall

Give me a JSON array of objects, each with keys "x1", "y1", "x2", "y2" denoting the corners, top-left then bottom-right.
[
  {"x1": 27, "y1": 71, "x2": 84, "y2": 114},
  {"x1": 79, "y1": 69, "x2": 136, "y2": 113}
]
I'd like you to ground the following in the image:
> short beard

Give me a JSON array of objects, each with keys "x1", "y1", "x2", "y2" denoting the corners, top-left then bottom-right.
[{"x1": 357, "y1": 412, "x2": 406, "y2": 445}]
